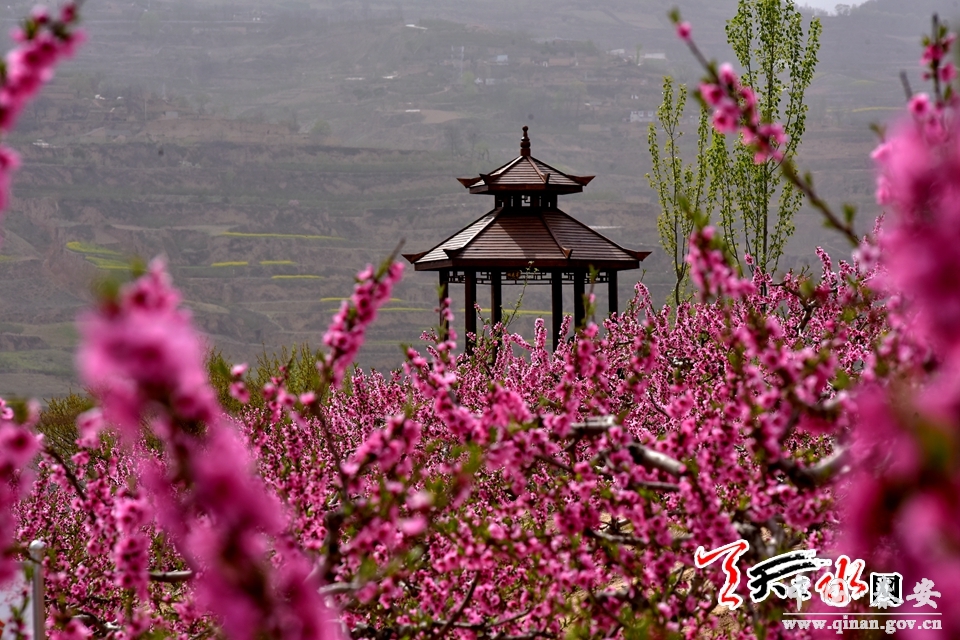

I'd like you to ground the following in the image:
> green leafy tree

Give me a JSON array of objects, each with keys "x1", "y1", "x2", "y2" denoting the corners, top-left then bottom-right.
[
  {"x1": 647, "y1": 0, "x2": 821, "y2": 291},
  {"x1": 712, "y1": 0, "x2": 822, "y2": 275},
  {"x1": 646, "y1": 77, "x2": 711, "y2": 306}
]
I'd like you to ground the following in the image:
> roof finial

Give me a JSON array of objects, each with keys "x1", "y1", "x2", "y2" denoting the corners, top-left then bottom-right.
[{"x1": 520, "y1": 125, "x2": 531, "y2": 157}]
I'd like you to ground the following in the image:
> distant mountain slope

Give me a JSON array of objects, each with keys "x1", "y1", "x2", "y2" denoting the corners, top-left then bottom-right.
[{"x1": 1, "y1": 0, "x2": 952, "y2": 397}]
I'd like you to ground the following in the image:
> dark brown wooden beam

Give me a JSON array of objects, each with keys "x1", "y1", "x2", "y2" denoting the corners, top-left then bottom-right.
[
  {"x1": 465, "y1": 269, "x2": 477, "y2": 353},
  {"x1": 551, "y1": 270, "x2": 563, "y2": 351},
  {"x1": 573, "y1": 270, "x2": 585, "y2": 330},
  {"x1": 412, "y1": 258, "x2": 641, "y2": 271},
  {"x1": 608, "y1": 270, "x2": 618, "y2": 317},
  {"x1": 439, "y1": 269, "x2": 450, "y2": 339},
  {"x1": 491, "y1": 269, "x2": 502, "y2": 326}
]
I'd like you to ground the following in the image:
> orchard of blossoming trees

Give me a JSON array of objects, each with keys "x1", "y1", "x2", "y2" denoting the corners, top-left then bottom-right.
[{"x1": 1, "y1": 2, "x2": 960, "y2": 640}]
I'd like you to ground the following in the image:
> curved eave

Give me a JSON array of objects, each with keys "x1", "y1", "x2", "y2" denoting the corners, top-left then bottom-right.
[
  {"x1": 411, "y1": 257, "x2": 644, "y2": 271},
  {"x1": 402, "y1": 251, "x2": 429, "y2": 263},
  {"x1": 467, "y1": 184, "x2": 585, "y2": 195}
]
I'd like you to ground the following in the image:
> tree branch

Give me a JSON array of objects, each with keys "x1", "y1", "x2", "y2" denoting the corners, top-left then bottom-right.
[
  {"x1": 771, "y1": 445, "x2": 849, "y2": 490},
  {"x1": 149, "y1": 570, "x2": 193, "y2": 584},
  {"x1": 626, "y1": 443, "x2": 686, "y2": 477},
  {"x1": 432, "y1": 575, "x2": 478, "y2": 640}
]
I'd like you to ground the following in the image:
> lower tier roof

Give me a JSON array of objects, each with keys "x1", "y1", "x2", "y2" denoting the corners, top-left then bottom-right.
[{"x1": 403, "y1": 207, "x2": 650, "y2": 271}]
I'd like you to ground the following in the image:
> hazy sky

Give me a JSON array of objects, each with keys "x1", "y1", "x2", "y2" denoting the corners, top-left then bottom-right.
[{"x1": 799, "y1": 0, "x2": 867, "y2": 11}]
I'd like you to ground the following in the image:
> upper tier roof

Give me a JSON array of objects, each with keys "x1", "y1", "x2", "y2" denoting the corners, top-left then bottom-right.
[{"x1": 456, "y1": 126, "x2": 594, "y2": 195}]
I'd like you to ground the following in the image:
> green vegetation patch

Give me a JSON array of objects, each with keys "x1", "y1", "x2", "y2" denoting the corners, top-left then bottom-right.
[
  {"x1": 511, "y1": 309, "x2": 554, "y2": 316},
  {"x1": 219, "y1": 232, "x2": 344, "y2": 241},
  {"x1": 23, "y1": 323, "x2": 78, "y2": 348},
  {"x1": 85, "y1": 256, "x2": 129, "y2": 270},
  {"x1": 211, "y1": 261, "x2": 249, "y2": 267},
  {"x1": 0, "y1": 349, "x2": 74, "y2": 376},
  {"x1": 66, "y1": 241, "x2": 127, "y2": 269},
  {"x1": 66, "y1": 241, "x2": 122, "y2": 257},
  {"x1": 319, "y1": 296, "x2": 403, "y2": 302}
]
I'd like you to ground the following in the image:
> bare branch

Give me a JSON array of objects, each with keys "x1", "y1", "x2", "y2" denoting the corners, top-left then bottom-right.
[
  {"x1": 900, "y1": 71, "x2": 914, "y2": 101},
  {"x1": 570, "y1": 414, "x2": 617, "y2": 435},
  {"x1": 570, "y1": 416, "x2": 687, "y2": 477},
  {"x1": 626, "y1": 443, "x2": 685, "y2": 477},
  {"x1": 586, "y1": 527, "x2": 690, "y2": 549},
  {"x1": 43, "y1": 445, "x2": 87, "y2": 502},
  {"x1": 149, "y1": 570, "x2": 193, "y2": 583}
]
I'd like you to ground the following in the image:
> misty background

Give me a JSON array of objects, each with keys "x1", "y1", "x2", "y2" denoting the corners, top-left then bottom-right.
[{"x1": 0, "y1": 0, "x2": 954, "y2": 398}]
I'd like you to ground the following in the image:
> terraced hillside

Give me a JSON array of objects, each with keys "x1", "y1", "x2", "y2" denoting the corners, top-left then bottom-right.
[{"x1": 0, "y1": 136, "x2": 668, "y2": 397}]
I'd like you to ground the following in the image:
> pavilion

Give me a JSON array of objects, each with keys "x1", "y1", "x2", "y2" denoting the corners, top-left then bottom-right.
[{"x1": 403, "y1": 126, "x2": 650, "y2": 351}]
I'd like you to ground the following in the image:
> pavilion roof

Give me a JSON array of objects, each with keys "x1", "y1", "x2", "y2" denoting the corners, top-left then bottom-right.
[
  {"x1": 456, "y1": 126, "x2": 594, "y2": 195},
  {"x1": 402, "y1": 207, "x2": 650, "y2": 271}
]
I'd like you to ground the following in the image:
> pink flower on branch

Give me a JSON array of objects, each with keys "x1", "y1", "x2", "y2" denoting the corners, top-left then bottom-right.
[
  {"x1": 940, "y1": 62, "x2": 957, "y2": 83},
  {"x1": 0, "y1": 400, "x2": 42, "y2": 584},
  {"x1": 77, "y1": 259, "x2": 339, "y2": 640},
  {"x1": 320, "y1": 260, "x2": 404, "y2": 389},
  {"x1": 0, "y1": 2, "x2": 82, "y2": 241},
  {"x1": 686, "y1": 227, "x2": 755, "y2": 301}
]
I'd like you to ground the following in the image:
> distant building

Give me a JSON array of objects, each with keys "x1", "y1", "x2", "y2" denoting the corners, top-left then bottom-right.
[
  {"x1": 494, "y1": 54, "x2": 509, "y2": 64},
  {"x1": 630, "y1": 110, "x2": 656, "y2": 123}
]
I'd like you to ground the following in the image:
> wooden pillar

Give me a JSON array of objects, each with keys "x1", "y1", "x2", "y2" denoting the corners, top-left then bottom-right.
[
  {"x1": 438, "y1": 270, "x2": 450, "y2": 338},
  {"x1": 465, "y1": 269, "x2": 477, "y2": 353},
  {"x1": 551, "y1": 270, "x2": 563, "y2": 351},
  {"x1": 573, "y1": 269, "x2": 585, "y2": 330},
  {"x1": 491, "y1": 270, "x2": 502, "y2": 326},
  {"x1": 608, "y1": 270, "x2": 618, "y2": 316}
]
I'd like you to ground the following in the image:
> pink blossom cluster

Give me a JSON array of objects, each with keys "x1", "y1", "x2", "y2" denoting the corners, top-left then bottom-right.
[
  {"x1": 835, "y1": 22, "x2": 960, "y2": 638},
  {"x1": 675, "y1": 13, "x2": 960, "y2": 638},
  {"x1": 12, "y1": 241, "x2": 887, "y2": 639},
  {"x1": 76, "y1": 259, "x2": 217, "y2": 434},
  {"x1": 321, "y1": 261, "x2": 404, "y2": 387},
  {"x1": 0, "y1": 3, "x2": 82, "y2": 221},
  {"x1": 0, "y1": 399, "x2": 41, "y2": 584},
  {"x1": 699, "y1": 64, "x2": 788, "y2": 163},
  {"x1": 112, "y1": 495, "x2": 150, "y2": 599},
  {"x1": 19, "y1": 448, "x2": 182, "y2": 637},
  {"x1": 230, "y1": 249, "x2": 881, "y2": 639},
  {"x1": 920, "y1": 26, "x2": 956, "y2": 83},
  {"x1": 686, "y1": 226, "x2": 756, "y2": 300},
  {"x1": 71, "y1": 258, "x2": 337, "y2": 640}
]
